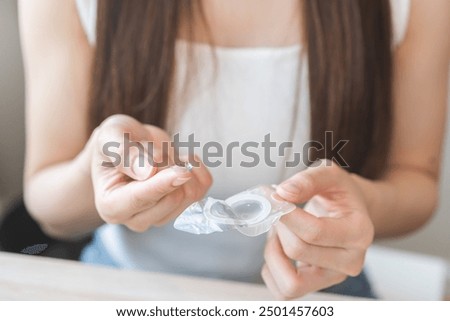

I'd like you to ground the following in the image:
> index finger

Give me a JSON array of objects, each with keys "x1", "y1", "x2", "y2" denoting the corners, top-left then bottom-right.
[{"x1": 276, "y1": 160, "x2": 346, "y2": 204}]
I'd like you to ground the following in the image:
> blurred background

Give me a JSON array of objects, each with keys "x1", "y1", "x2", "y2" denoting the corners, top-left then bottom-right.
[{"x1": 1, "y1": 0, "x2": 449, "y2": 298}]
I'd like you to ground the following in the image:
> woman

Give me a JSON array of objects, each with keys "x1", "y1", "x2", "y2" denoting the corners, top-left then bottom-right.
[{"x1": 19, "y1": 0, "x2": 449, "y2": 299}]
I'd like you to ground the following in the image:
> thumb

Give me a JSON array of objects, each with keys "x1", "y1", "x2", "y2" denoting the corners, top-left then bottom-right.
[
  {"x1": 276, "y1": 159, "x2": 344, "y2": 203},
  {"x1": 100, "y1": 135, "x2": 157, "y2": 181},
  {"x1": 127, "y1": 143, "x2": 157, "y2": 181},
  {"x1": 96, "y1": 115, "x2": 157, "y2": 181}
]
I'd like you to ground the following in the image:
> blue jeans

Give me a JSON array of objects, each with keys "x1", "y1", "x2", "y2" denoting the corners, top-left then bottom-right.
[
  {"x1": 80, "y1": 232, "x2": 119, "y2": 268},
  {"x1": 321, "y1": 272, "x2": 376, "y2": 299},
  {"x1": 80, "y1": 233, "x2": 376, "y2": 299}
]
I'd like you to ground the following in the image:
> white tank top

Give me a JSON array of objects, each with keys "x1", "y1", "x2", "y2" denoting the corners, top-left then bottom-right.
[{"x1": 75, "y1": 0, "x2": 411, "y2": 282}]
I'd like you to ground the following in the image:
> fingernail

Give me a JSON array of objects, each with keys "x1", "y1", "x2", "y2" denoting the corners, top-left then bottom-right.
[
  {"x1": 171, "y1": 165, "x2": 189, "y2": 174},
  {"x1": 172, "y1": 176, "x2": 191, "y2": 187},
  {"x1": 132, "y1": 158, "x2": 152, "y2": 180},
  {"x1": 278, "y1": 182, "x2": 299, "y2": 197},
  {"x1": 271, "y1": 193, "x2": 284, "y2": 202}
]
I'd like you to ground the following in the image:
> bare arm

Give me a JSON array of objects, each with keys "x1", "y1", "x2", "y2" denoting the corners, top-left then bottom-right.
[
  {"x1": 20, "y1": 1, "x2": 212, "y2": 241},
  {"x1": 262, "y1": 0, "x2": 449, "y2": 299},
  {"x1": 20, "y1": 0, "x2": 100, "y2": 239},
  {"x1": 355, "y1": 0, "x2": 449, "y2": 237}
]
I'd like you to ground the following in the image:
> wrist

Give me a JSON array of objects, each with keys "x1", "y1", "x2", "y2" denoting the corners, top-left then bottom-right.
[
  {"x1": 350, "y1": 173, "x2": 397, "y2": 236},
  {"x1": 350, "y1": 173, "x2": 378, "y2": 213},
  {"x1": 72, "y1": 128, "x2": 99, "y2": 178}
]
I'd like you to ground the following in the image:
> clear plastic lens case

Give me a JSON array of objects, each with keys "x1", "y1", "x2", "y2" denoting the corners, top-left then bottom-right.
[{"x1": 173, "y1": 185, "x2": 296, "y2": 237}]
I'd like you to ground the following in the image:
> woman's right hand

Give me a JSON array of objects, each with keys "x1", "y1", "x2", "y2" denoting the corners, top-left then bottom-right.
[{"x1": 89, "y1": 115, "x2": 212, "y2": 232}]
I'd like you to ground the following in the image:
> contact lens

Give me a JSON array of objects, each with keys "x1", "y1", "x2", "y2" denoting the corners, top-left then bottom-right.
[{"x1": 174, "y1": 185, "x2": 296, "y2": 237}]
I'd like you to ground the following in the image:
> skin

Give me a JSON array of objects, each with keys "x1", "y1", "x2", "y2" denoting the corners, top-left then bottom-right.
[{"x1": 19, "y1": 0, "x2": 449, "y2": 299}]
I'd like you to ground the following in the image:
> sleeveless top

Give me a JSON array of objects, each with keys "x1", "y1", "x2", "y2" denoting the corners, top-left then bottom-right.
[{"x1": 75, "y1": 0, "x2": 411, "y2": 282}]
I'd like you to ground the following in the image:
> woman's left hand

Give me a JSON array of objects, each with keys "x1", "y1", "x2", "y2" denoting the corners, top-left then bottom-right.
[{"x1": 262, "y1": 160, "x2": 375, "y2": 299}]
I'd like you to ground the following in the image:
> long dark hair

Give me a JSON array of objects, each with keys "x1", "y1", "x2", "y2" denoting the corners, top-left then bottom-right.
[{"x1": 89, "y1": 0, "x2": 392, "y2": 179}]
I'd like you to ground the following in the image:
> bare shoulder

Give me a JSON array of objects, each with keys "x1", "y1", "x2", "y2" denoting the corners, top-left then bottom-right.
[
  {"x1": 405, "y1": 0, "x2": 450, "y2": 52},
  {"x1": 388, "y1": 0, "x2": 449, "y2": 175},
  {"x1": 18, "y1": 0, "x2": 89, "y2": 52},
  {"x1": 19, "y1": 0, "x2": 94, "y2": 176}
]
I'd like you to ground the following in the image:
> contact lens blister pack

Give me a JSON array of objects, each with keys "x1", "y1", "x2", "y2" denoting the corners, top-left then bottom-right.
[{"x1": 173, "y1": 185, "x2": 296, "y2": 237}]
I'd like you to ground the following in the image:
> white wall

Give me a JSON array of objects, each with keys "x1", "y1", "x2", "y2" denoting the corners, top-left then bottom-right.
[
  {"x1": 0, "y1": 0, "x2": 25, "y2": 216},
  {"x1": 0, "y1": 0, "x2": 449, "y2": 261}
]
